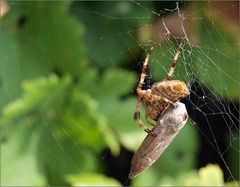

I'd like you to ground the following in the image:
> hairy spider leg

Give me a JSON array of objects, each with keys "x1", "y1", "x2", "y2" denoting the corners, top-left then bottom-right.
[
  {"x1": 134, "y1": 46, "x2": 154, "y2": 133},
  {"x1": 165, "y1": 42, "x2": 184, "y2": 80},
  {"x1": 137, "y1": 46, "x2": 154, "y2": 93},
  {"x1": 133, "y1": 97, "x2": 150, "y2": 133},
  {"x1": 145, "y1": 113, "x2": 155, "y2": 126}
]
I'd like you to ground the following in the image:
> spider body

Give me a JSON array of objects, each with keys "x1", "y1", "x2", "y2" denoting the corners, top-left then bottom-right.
[
  {"x1": 143, "y1": 80, "x2": 190, "y2": 121},
  {"x1": 134, "y1": 42, "x2": 190, "y2": 133}
]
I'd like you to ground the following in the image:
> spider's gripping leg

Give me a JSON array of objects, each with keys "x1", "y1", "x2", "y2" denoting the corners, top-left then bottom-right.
[
  {"x1": 152, "y1": 94, "x2": 175, "y2": 105},
  {"x1": 134, "y1": 97, "x2": 152, "y2": 134},
  {"x1": 165, "y1": 42, "x2": 185, "y2": 80},
  {"x1": 150, "y1": 95, "x2": 176, "y2": 118},
  {"x1": 145, "y1": 114, "x2": 155, "y2": 126},
  {"x1": 152, "y1": 94, "x2": 177, "y2": 115}
]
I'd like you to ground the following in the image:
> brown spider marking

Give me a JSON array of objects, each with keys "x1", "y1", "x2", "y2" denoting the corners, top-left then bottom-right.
[{"x1": 134, "y1": 41, "x2": 190, "y2": 133}]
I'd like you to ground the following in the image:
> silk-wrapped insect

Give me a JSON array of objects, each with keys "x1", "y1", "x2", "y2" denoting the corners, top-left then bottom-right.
[{"x1": 129, "y1": 102, "x2": 188, "y2": 179}]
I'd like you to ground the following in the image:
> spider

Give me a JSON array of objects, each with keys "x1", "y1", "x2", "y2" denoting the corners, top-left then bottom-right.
[{"x1": 134, "y1": 42, "x2": 190, "y2": 134}]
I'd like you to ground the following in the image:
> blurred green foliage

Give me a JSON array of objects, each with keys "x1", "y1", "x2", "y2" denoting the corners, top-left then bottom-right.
[
  {"x1": 66, "y1": 173, "x2": 121, "y2": 186},
  {"x1": 133, "y1": 164, "x2": 235, "y2": 186},
  {"x1": 195, "y1": 4, "x2": 240, "y2": 100},
  {"x1": 71, "y1": 1, "x2": 152, "y2": 68},
  {"x1": 1, "y1": 1, "x2": 120, "y2": 185},
  {"x1": 0, "y1": 1, "x2": 239, "y2": 186}
]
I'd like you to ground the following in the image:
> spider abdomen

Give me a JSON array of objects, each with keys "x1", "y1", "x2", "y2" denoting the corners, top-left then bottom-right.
[{"x1": 152, "y1": 80, "x2": 189, "y2": 101}]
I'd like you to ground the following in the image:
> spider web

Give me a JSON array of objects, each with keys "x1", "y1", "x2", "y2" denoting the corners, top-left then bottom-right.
[
  {"x1": 70, "y1": 1, "x2": 239, "y2": 183},
  {"x1": 134, "y1": 2, "x2": 240, "y2": 183},
  {"x1": 1, "y1": 1, "x2": 239, "y2": 186}
]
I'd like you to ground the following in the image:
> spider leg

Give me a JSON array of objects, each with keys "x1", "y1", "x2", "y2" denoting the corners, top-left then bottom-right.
[
  {"x1": 136, "y1": 46, "x2": 154, "y2": 94},
  {"x1": 165, "y1": 41, "x2": 185, "y2": 80},
  {"x1": 160, "y1": 103, "x2": 171, "y2": 116},
  {"x1": 145, "y1": 113, "x2": 155, "y2": 126},
  {"x1": 149, "y1": 94, "x2": 176, "y2": 116},
  {"x1": 152, "y1": 94, "x2": 175, "y2": 105},
  {"x1": 134, "y1": 46, "x2": 155, "y2": 134},
  {"x1": 134, "y1": 97, "x2": 152, "y2": 133}
]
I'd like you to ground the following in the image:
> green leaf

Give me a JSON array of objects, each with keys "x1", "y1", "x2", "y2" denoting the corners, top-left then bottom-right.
[
  {"x1": 66, "y1": 173, "x2": 121, "y2": 186},
  {"x1": 38, "y1": 124, "x2": 102, "y2": 186},
  {"x1": 1, "y1": 74, "x2": 118, "y2": 184},
  {"x1": 79, "y1": 68, "x2": 147, "y2": 151},
  {"x1": 157, "y1": 164, "x2": 225, "y2": 186},
  {"x1": 0, "y1": 1, "x2": 87, "y2": 106},
  {"x1": 58, "y1": 90, "x2": 119, "y2": 154},
  {"x1": 1, "y1": 1, "x2": 120, "y2": 185},
  {"x1": 133, "y1": 164, "x2": 226, "y2": 186},
  {"x1": 1, "y1": 74, "x2": 71, "y2": 127},
  {"x1": 197, "y1": 164, "x2": 224, "y2": 186},
  {"x1": 1, "y1": 121, "x2": 46, "y2": 186}
]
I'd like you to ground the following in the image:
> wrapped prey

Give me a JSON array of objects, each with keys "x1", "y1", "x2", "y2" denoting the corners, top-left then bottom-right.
[{"x1": 129, "y1": 102, "x2": 188, "y2": 179}]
